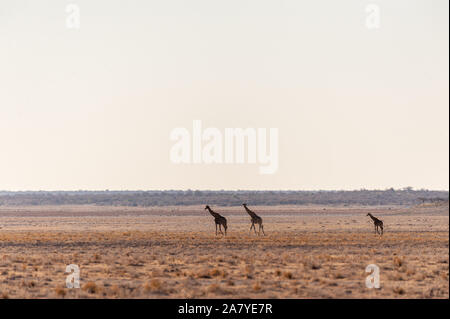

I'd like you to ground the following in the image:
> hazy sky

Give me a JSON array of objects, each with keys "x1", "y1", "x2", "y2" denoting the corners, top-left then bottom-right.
[{"x1": 0, "y1": 0, "x2": 448, "y2": 191}]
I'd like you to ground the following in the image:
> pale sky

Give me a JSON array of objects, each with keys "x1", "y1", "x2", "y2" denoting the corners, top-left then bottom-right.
[{"x1": 0, "y1": 0, "x2": 448, "y2": 191}]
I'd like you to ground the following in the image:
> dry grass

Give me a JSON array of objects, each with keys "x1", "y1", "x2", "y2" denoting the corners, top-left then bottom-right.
[{"x1": 0, "y1": 204, "x2": 447, "y2": 299}]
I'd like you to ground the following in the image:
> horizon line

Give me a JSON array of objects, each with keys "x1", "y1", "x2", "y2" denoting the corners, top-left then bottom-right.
[{"x1": 1, "y1": 188, "x2": 449, "y2": 193}]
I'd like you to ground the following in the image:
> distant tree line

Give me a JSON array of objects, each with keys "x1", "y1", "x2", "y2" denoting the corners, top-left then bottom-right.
[
  {"x1": 0, "y1": 189, "x2": 448, "y2": 207},
  {"x1": 417, "y1": 197, "x2": 449, "y2": 204}
]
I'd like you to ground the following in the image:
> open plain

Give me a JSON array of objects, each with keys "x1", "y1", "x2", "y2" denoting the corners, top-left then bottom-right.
[{"x1": 0, "y1": 204, "x2": 448, "y2": 298}]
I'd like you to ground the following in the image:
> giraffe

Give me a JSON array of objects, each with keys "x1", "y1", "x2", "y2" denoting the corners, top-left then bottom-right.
[
  {"x1": 367, "y1": 213, "x2": 384, "y2": 235},
  {"x1": 205, "y1": 205, "x2": 228, "y2": 236},
  {"x1": 242, "y1": 204, "x2": 265, "y2": 236}
]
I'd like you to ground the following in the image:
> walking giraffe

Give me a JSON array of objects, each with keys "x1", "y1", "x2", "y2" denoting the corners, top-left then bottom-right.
[
  {"x1": 205, "y1": 205, "x2": 228, "y2": 236},
  {"x1": 242, "y1": 204, "x2": 265, "y2": 236},
  {"x1": 367, "y1": 213, "x2": 384, "y2": 235}
]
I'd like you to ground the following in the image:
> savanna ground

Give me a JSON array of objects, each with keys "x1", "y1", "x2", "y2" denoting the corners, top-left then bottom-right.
[{"x1": 0, "y1": 204, "x2": 448, "y2": 298}]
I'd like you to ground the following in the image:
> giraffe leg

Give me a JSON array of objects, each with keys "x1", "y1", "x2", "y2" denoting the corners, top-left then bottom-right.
[
  {"x1": 261, "y1": 224, "x2": 265, "y2": 236},
  {"x1": 380, "y1": 225, "x2": 383, "y2": 235},
  {"x1": 219, "y1": 224, "x2": 224, "y2": 235},
  {"x1": 253, "y1": 223, "x2": 257, "y2": 234},
  {"x1": 215, "y1": 224, "x2": 218, "y2": 236}
]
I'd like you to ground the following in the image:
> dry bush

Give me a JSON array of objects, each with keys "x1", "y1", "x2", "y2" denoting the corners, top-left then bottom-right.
[
  {"x1": 206, "y1": 283, "x2": 231, "y2": 295},
  {"x1": 252, "y1": 282, "x2": 263, "y2": 292},
  {"x1": 109, "y1": 285, "x2": 121, "y2": 297},
  {"x1": 310, "y1": 262, "x2": 321, "y2": 270},
  {"x1": 283, "y1": 272, "x2": 293, "y2": 279},
  {"x1": 143, "y1": 279, "x2": 165, "y2": 294},
  {"x1": 405, "y1": 268, "x2": 416, "y2": 276},
  {"x1": 393, "y1": 256, "x2": 404, "y2": 268},
  {"x1": 414, "y1": 273, "x2": 426, "y2": 281},
  {"x1": 393, "y1": 287, "x2": 405, "y2": 295},
  {"x1": 194, "y1": 268, "x2": 212, "y2": 279},
  {"x1": 226, "y1": 280, "x2": 235, "y2": 286},
  {"x1": 83, "y1": 282, "x2": 98, "y2": 294},
  {"x1": 334, "y1": 272, "x2": 345, "y2": 279},
  {"x1": 237, "y1": 263, "x2": 254, "y2": 279},
  {"x1": 55, "y1": 287, "x2": 67, "y2": 298},
  {"x1": 210, "y1": 268, "x2": 227, "y2": 278},
  {"x1": 21, "y1": 280, "x2": 36, "y2": 288}
]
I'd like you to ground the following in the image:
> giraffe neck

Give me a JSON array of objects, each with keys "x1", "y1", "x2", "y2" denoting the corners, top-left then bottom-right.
[
  {"x1": 368, "y1": 214, "x2": 377, "y2": 221},
  {"x1": 244, "y1": 206, "x2": 257, "y2": 218},
  {"x1": 206, "y1": 207, "x2": 218, "y2": 217}
]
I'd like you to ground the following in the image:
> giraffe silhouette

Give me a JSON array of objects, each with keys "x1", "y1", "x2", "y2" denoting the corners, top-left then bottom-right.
[
  {"x1": 205, "y1": 205, "x2": 228, "y2": 236},
  {"x1": 367, "y1": 213, "x2": 384, "y2": 235},
  {"x1": 243, "y1": 204, "x2": 265, "y2": 236}
]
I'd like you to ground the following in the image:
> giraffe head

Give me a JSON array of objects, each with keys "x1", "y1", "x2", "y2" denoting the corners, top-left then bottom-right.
[
  {"x1": 205, "y1": 205, "x2": 210, "y2": 210},
  {"x1": 242, "y1": 203, "x2": 247, "y2": 207}
]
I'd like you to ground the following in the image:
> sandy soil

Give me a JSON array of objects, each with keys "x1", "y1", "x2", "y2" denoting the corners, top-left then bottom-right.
[{"x1": 0, "y1": 204, "x2": 448, "y2": 298}]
